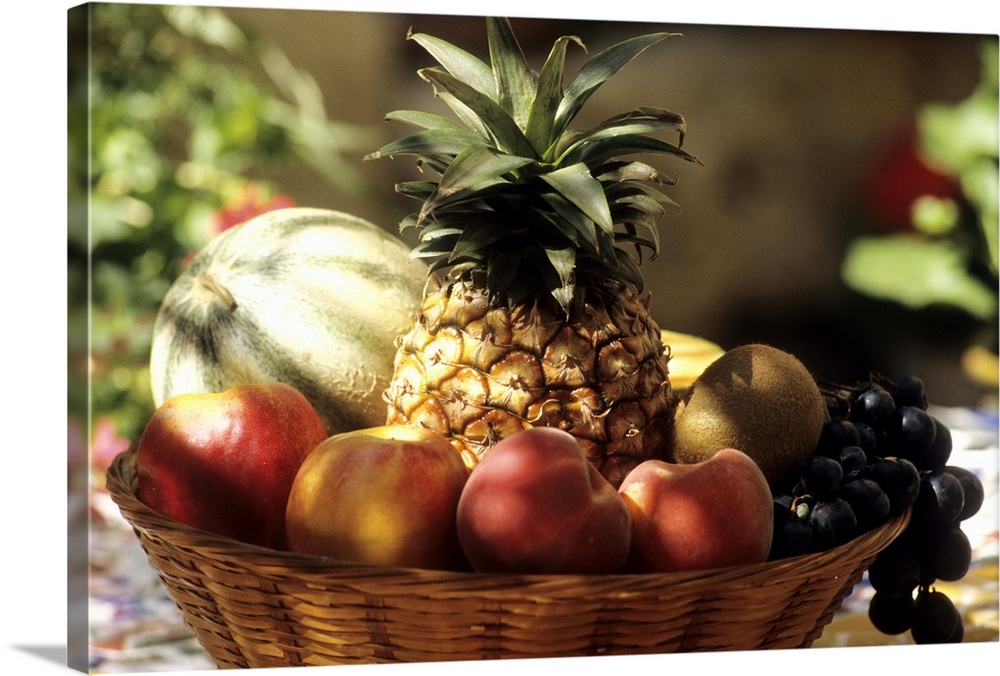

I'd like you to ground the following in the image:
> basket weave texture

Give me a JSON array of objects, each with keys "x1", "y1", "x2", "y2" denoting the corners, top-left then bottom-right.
[{"x1": 106, "y1": 445, "x2": 909, "y2": 668}]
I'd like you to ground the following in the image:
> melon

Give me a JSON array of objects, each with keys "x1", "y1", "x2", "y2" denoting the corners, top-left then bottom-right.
[{"x1": 149, "y1": 207, "x2": 428, "y2": 435}]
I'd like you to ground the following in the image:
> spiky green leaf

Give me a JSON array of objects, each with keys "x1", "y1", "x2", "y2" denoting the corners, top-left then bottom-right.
[
  {"x1": 525, "y1": 35, "x2": 583, "y2": 157},
  {"x1": 553, "y1": 32, "x2": 679, "y2": 140},
  {"x1": 596, "y1": 160, "x2": 678, "y2": 185},
  {"x1": 384, "y1": 109, "x2": 471, "y2": 133},
  {"x1": 364, "y1": 127, "x2": 481, "y2": 160},
  {"x1": 538, "y1": 162, "x2": 613, "y2": 235},
  {"x1": 434, "y1": 144, "x2": 532, "y2": 199},
  {"x1": 560, "y1": 133, "x2": 700, "y2": 168},
  {"x1": 418, "y1": 67, "x2": 537, "y2": 159},
  {"x1": 395, "y1": 180, "x2": 438, "y2": 201},
  {"x1": 558, "y1": 106, "x2": 687, "y2": 158},
  {"x1": 407, "y1": 29, "x2": 495, "y2": 95},
  {"x1": 487, "y1": 18, "x2": 536, "y2": 128},
  {"x1": 450, "y1": 216, "x2": 518, "y2": 261},
  {"x1": 538, "y1": 191, "x2": 600, "y2": 253}
]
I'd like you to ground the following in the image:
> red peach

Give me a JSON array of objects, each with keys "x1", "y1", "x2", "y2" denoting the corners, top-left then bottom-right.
[
  {"x1": 136, "y1": 382, "x2": 328, "y2": 549},
  {"x1": 456, "y1": 427, "x2": 631, "y2": 575},
  {"x1": 618, "y1": 448, "x2": 773, "y2": 573}
]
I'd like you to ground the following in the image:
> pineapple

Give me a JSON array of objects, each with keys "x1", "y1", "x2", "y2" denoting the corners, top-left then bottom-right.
[{"x1": 367, "y1": 17, "x2": 700, "y2": 486}]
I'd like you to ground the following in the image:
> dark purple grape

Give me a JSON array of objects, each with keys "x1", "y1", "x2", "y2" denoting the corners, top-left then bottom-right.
[
  {"x1": 945, "y1": 617, "x2": 965, "y2": 643},
  {"x1": 892, "y1": 375, "x2": 928, "y2": 410},
  {"x1": 852, "y1": 385, "x2": 896, "y2": 431},
  {"x1": 818, "y1": 418, "x2": 861, "y2": 457},
  {"x1": 910, "y1": 589, "x2": 962, "y2": 644},
  {"x1": 944, "y1": 465, "x2": 985, "y2": 521},
  {"x1": 840, "y1": 477, "x2": 890, "y2": 530},
  {"x1": 854, "y1": 422, "x2": 879, "y2": 457},
  {"x1": 773, "y1": 494, "x2": 794, "y2": 510},
  {"x1": 868, "y1": 591, "x2": 915, "y2": 635},
  {"x1": 920, "y1": 526, "x2": 973, "y2": 582},
  {"x1": 913, "y1": 470, "x2": 965, "y2": 527},
  {"x1": 800, "y1": 456, "x2": 843, "y2": 499},
  {"x1": 868, "y1": 456, "x2": 921, "y2": 513},
  {"x1": 769, "y1": 505, "x2": 814, "y2": 559},
  {"x1": 808, "y1": 497, "x2": 857, "y2": 548},
  {"x1": 908, "y1": 417, "x2": 953, "y2": 471},
  {"x1": 838, "y1": 445, "x2": 867, "y2": 481},
  {"x1": 892, "y1": 406, "x2": 937, "y2": 463},
  {"x1": 868, "y1": 541, "x2": 921, "y2": 596}
]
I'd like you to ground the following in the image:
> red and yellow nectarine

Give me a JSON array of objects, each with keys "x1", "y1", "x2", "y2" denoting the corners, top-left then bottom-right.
[
  {"x1": 285, "y1": 425, "x2": 470, "y2": 570},
  {"x1": 136, "y1": 382, "x2": 328, "y2": 550}
]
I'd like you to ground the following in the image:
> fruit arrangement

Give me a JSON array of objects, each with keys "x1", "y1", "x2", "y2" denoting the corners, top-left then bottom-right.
[{"x1": 120, "y1": 17, "x2": 990, "y2": 657}]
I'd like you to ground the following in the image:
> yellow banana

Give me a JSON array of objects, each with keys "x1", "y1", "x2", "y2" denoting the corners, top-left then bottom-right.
[{"x1": 661, "y1": 330, "x2": 726, "y2": 394}]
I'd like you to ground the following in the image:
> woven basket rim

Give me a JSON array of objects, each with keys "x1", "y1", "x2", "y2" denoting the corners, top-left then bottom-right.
[{"x1": 106, "y1": 443, "x2": 911, "y2": 591}]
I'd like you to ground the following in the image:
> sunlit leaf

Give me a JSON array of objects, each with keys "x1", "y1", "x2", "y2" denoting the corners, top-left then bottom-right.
[{"x1": 842, "y1": 235, "x2": 997, "y2": 320}]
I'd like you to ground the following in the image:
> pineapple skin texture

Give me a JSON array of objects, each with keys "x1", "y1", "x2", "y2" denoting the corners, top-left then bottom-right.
[{"x1": 385, "y1": 276, "x2": 674, "y2": 488}]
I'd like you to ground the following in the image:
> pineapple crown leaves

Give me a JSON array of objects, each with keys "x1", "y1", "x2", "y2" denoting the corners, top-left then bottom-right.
[{"x1": 365, "y1": 17, "x2": 701, "y2": 315}]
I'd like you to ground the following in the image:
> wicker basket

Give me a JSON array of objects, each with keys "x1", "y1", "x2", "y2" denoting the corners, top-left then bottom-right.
[{"x1": 106, "y1": 445, "x2": 910, "y2": 668}]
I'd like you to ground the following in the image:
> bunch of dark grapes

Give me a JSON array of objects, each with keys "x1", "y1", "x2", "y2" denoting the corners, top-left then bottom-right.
[{"x1": 769, "y1": 374, "x2": 985, "y2": 644}]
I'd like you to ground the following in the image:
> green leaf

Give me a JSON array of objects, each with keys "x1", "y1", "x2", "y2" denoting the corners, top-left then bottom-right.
[
  {"x1": 526, "y1": 34, "x2": 584, "y2": 157},
  {"x1": 450, "y1": 216, "x2": 517, "y2": 261},
  {"x1": 486, "y1": 249, "x2": 523, "y2": 300},
  {"x1": 395, "y1": 180, "x2": 439, "y2": 201},
  {"x1": 538, "y1": 192, "x2": 600, "y2": 253},
  {"x1": 553, "y1": 32, "x2": 679, "y2": 140},
  {"x1": 557, "y1": 106, "x2": 687, "y2": 161},
  {"x1": 612, "y1": 207, "x2": 660, "y2": 258},
  {"x1": 610, "y1": 192, "x2": 667, "y2": 217},
  {"x1": 487, "y1": 17, "x2": 536, "y2": 128},
  {"x1": 408, "y1": 29, "x2": 496, "y2": 95},
  {"x1": 383, "y1": 109, "x2": 471, "y2": 132},
  {"x1": 842, "y1": 235, "x2": 998, "y2": 321},
  {"x1": 419, "y1": 144, "x2": 532, "y2": 218},
  {"x1": 597, "y1": 160, "x2": 678, "y2": 185},
  {"x1": 364, "y1": 127, "x2": 479, "y2": 160},
  {"x1": 538, "y1": 162, "x2": 613, "y2": 234},
  {"x1": 911, "y1": 195, "x2": 960, "y2": 236},
  {"x1": 560, "y1": 132, "x2": 700, "y2": 168},
  {"x1": 418, "y1": 68, "x2": 537, "y2": 159},
  {"x1": 434, "y1": 144, "x2": 532, "y2": 199}
]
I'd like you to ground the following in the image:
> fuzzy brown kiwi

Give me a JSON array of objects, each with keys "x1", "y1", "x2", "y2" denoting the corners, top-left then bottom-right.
[{"x1": 667, "y1": 343, "x2": 826, "y2": 490}]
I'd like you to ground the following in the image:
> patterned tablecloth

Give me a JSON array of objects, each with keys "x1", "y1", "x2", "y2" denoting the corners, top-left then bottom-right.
[{"x1": 82, "y1": 406, "x2": 999, "y2": 672}]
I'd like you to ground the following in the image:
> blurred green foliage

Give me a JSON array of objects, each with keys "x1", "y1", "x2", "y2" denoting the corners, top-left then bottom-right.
[
  {"x1": 69, "y1": 4, "x2": 379, "y2": 449},
  {"x1": 842, "y1": 40, "x2": 998, "y2": 329}
]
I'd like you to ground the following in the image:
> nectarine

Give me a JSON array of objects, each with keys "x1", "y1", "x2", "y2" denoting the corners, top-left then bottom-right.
[
  {"x1": 136, "y1": 382, "x2": 328, "y2": 549},
  {"x1": 619, "y1": 448, "x2": 773, "y2": 573},
  {"x1": 456, "y1": 427, "x2": 631, "y2": 575},
  {"x1": 285, "y1": 425, "x2": 470, "y2": 570}
]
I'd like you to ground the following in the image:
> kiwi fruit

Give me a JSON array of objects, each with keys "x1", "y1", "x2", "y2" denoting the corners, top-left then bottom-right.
[{"x1": 668, "y1": 343, "x2": 826, "y2": 489}]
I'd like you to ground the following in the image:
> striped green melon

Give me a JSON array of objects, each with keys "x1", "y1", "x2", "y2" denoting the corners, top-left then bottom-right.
[{"x1": 149, "y1": 207, "x2": 428, "y2": 435}]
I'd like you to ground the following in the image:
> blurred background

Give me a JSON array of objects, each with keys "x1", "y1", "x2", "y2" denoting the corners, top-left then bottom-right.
[{"x1": 70, "y1": 3, "x2": 998, "y2": 481}]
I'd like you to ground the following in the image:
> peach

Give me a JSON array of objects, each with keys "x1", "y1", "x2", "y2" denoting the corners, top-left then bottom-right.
[
  {"x1": 136, "y1": 382, "x2": 329, "y2": 550},
  {"x1": 618, "y1": 448, "x2": 773, "y2": 573},
  {"x1": 285, "y1": 425, "x2": 470, "y2": 570},
  {"x1": 456, "y1": 427, "x2": 631, "y2": 574}
]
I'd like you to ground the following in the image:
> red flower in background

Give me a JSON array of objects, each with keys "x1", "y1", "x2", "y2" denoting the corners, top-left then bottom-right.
[
  {"x1": 182, "y1": 186, "x2": 296, "y2": 268},
  {"x1": 210, "y1": 186, "x2": 295, "y2": 239},
  {"x1": 91, "y1": 416, "x2": 131, "y2": 476},
  {"x1": 861, "y1": 123, "x2": 962, "y2": 233}
]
